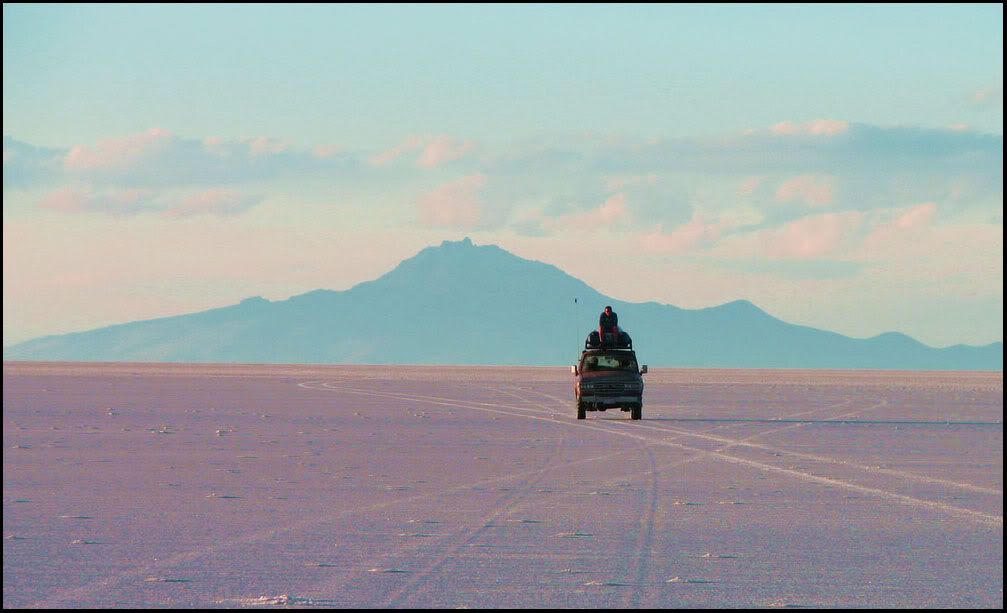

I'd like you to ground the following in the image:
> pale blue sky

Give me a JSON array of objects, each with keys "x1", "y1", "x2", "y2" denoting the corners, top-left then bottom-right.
[
  {"x1": 4, "y1": 4, "x2": 1002, "y2": 147},
  {"x1": 3, "y1": 4, "x2": 1003, "y2": 349}
]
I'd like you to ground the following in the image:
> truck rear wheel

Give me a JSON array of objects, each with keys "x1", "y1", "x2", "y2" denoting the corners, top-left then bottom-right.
[{"x1": 631, "y1": 405, "x2": 642, "y2": 420}]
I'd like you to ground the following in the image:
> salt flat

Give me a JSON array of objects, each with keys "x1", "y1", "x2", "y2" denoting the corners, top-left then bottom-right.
[{"x1": 3, "y1": 362, "x2": 1002, "y2": 608}]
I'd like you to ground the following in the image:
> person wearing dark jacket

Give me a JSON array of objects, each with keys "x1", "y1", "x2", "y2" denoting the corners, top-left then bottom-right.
[{"x1": 599, "y1": 305, "x2": 619, "y2": 345}]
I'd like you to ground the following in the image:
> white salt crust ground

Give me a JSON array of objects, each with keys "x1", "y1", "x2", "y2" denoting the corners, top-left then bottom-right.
[{"x1": 3, "y1": 362, "x2": 1002, "y2": 608}]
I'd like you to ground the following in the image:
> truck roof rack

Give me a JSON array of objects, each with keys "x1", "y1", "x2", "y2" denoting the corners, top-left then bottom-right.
[
  {"x1": 584, "y1": 330, "x2": 633, "y2": 350},
  {"x1": 582, "y1": 347, "x2": 635, "y2": 355}
]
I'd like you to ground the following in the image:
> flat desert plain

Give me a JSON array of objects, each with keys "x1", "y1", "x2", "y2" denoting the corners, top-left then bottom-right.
[{"x1": 3, "y1": 362, "x2": 1002, "y2": 608}]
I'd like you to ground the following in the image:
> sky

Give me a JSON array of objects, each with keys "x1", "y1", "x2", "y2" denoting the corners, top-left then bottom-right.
[{"x1": 3, "y1": 3, "x2": 1003, "y2": 349}]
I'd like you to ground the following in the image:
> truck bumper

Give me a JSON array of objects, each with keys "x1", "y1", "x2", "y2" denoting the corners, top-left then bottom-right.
[{"x1": 582, "y1": 395, "x2": 642, "y2": 407}]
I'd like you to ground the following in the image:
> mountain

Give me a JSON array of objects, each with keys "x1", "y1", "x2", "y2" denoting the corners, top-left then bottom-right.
[{"x1": 4, "y1": 238, "x2": 1002, "y2": 370}]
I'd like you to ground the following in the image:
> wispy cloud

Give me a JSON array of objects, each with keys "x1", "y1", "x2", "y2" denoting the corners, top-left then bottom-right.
[
  {"x1": 161, "y1": 189, "x2": 264, "y2": 219},
  {"x1": 416, "y1": 135, "x2": 475, "y2": 169},
  {"x1": 417, "y1": 174, "x2": 487, "y2": 229},
  {"x1": 642, "y1": 213, "x2": 735, "y2": 255},
  {"x1": 712, "y1": 211, "x2": 866, "y2": 260},
  {"x1": 547, "y1": 193, "x2": 630, "y2": 232},
  {"x1": 3, "y1": 136, "x2": 66, "y2": 188},
  {"x1": 768, "y1": 119, "x2": 850, "y2": 137},
  {"x1": 369, "y1": 135, "x2": 424, "y2": 166},
  {"x1": 6, "y1": 129, "x2": 358, "y2": 189},
  {"x1": 64, "y1": 127, "x2": 174, "y2": 172},
  {"x1": 38, "y1": 187, "x2": 160, "y2": 216},
  {"x1": 706, "y1": 203, "x2": 943, "y2": 265},
  {"x1": 775, "y1": 174, "x2": 836, "y2": 207},
  {"x1": 37, "y1": 187, "x2": 264, "y2": 219},
  {"x1": 604, "y1": 174, "x2": 658, "y2": 192},
  {"x1": 311, "y1": 143, "x2": 343, "y2": 159},
  {"x1": 370, "y1": 135, "x2": 475, "y2": 168},
  {"x1": 765, "y1": 211, "x2": 864, "y2": 259},
  {"x1": 970, "y1": 85, "x2": 1003, "y2": 107},
  {"x1": 893, "y1": 202, "x2": 938, "y2": 229},
  {"x1": 245, "y1": 136, "x2": 290, "y2": 156},
  {"x1": 860, "y1": 202, "x2": 940, "y2": 251},
  {"x1": 8, "y1": 123, "x2": 1000, "y2": 195},
  {"x1": 6, "y1": 123, "x2": 1001, "y2": 242},
  {"x1": 737, "y1": 176, "x2": 764, "y2": 196}
]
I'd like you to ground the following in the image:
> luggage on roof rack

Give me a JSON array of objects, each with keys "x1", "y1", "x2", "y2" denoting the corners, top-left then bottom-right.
[{"x1": 585, "y1": 329, "x2": 632, "y2": 350}]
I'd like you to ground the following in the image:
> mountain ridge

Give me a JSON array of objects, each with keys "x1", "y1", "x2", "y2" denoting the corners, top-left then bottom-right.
[{"x1": 4, "y1": 238, "x2": 1002, "y2": 370}]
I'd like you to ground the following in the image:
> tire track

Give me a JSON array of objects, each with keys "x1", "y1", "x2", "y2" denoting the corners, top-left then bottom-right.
[
  {"x1": 496, "y1": 384, "x2": 662, "y2": 610},
  {"x1": 610, "y1": 408, "x2": 1003, "y2": 497},
  {"x1": 522, "y1": 387, "x2": 1002, "y2": 497},
  {"x1": 295, "y1": 383, "x2": 658, "y2": 608},
  {"x1": 301, "y1": 381, "x2": 1001, "y2": 529},
  {"x1": 375, "y1": 417, "x2": 570, "y2": 608},
  {"x1": 503, "y1": 388, "x2": 904, "y2": 607},
  {"x1": 522, "y1": 385, "x2": 859, "y2": 449},
  {"x1": 306, "y1": 381, "x2": 998, "y2": 607},
  {"x1": 382, "y1": 384, "x2": 666, "y2": 608},
  {"x1": 627, "y1": 443, "x2": 659, "y2": 609},
  {"x1": 499, "y1": 382, "x2": 664, "y2": 607},
  {"x1": 29, "y1": 382, "x2": 635, "y2": 609}
]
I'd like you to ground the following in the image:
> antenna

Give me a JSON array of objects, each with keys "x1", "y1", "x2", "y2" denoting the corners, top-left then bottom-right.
[{"x1": 573, "y1": 297, "x2": 578, "y2": 361}]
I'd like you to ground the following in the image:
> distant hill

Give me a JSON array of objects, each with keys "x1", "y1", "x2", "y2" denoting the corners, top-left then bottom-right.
[{"x1": 4, "y1": 238, "x2": 1002, "y2": 370}]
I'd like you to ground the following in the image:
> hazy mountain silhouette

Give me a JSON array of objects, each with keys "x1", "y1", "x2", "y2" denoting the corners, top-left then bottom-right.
[{"x1": 4, "y1": 238, "x2": 1002, "y2": 370}]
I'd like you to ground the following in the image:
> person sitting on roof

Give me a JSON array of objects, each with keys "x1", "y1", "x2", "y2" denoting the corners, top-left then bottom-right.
[{"x1": 599, "y1": 305, "x2": 619, "y2": 345}]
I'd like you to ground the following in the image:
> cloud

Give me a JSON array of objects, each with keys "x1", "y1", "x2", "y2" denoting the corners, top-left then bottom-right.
[
  {"x1": 970, "y1": 85, "x2": 1003, "y2": 107},
  {"x1": 769, "y1": 119, "x2": 850, "y2": 137},
  {"x1": 509, "y1": 216, "x2": 550, "y2": 237},
  {"x1": 416, "y1": 135, "x2": 475, "y2": 169},
  {"x1": 9, "y1": 123, "x2": 1000, "y2": 194},
  {"x1": 497, "y1": 172, "x2": 687, "y2": 236},
  {"x1": 604, "y1": 174, "x2": 658, "y2": 192},
  {"x1": 765, "y1": 211, "x2": 864, "y2": 258},
  {"x1": 860, "y1": 203, "x2": 939, "y2": 251},
  {"x1": 737, "y1": 176, "x2": 763, "y2": 196},
  {"x1": 468, "y1": 123, "x2": 997, "y2": 239},
  {"x1": 64, "y1": 128, "x2": 174, "y2": 171},
  {"x1": 417, "y1": 174, "x2": 487, "y2": 229},
  {"x1": 547, "y1": 193, "x2": 630, "y2": 232},
  {"x1": 641, "y1": 213, "x2": 736, "y2": 255},
  {"x1": 37, "y1": 187, "x2": 264, "y2": 218},
  {"x1": 312, "y1": 143, "x2": 343, "y2": 159},
  {"x1": 245, "y1": 136, "x2": 290, "y2": 156},
  {"x1": 594, "y1": 123, "x2": 1001, "y2": 178},
  {"x1": 595, "y1": 193, "x2": 629, "y2": 224},
  {"x1": 639, "y1": 201, "x2": 942, "y2": 265},
  {"x1": 7, "y1": 128, "x2": 360, "y2": 190},
  {"x1": 38, "y1": 187, "x2": 161, "y2": 216},
  {"x1": 690, "y1": 203, "x2": 940, "y2": 264},
  {"x1": 475, "y1": 124, "x2": 994, "y2": 245},
  {"x1": 3, "y1": 136, "x2": 67, "y2": 188},
  {"x1": 775, "y1": 174, "x2": 836, "y2": 207},
  {"x1": 161, "y1": 189, "x2": 264, "y2": 219},
  {"x1": 6, "y1": 123, "x2": 1001, "y2": 242},
  {"x1": 714, "y1": 211, "x2": 865, "y2": 260},
  {"x1": 370, "y1": 135, "x2": 475, "y2": 168},
  {"x1": 369, "y1": 135, "x2": 425, "y2": 166},
  {"x1": 893, "y1": 202, "x2": 938, "y2": 229}
]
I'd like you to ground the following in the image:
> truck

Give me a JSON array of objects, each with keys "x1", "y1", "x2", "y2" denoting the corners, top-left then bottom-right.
[{"x1": 571, "y1": 331, "x2": 647, "y2": 420}]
